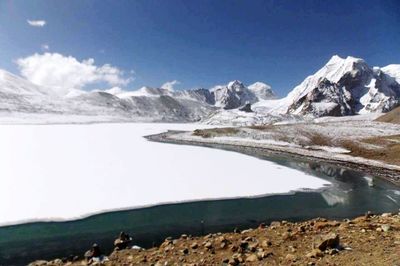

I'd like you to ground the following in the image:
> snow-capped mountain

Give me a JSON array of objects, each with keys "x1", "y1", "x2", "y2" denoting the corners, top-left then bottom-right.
[
  {"x1": 211, "y1": 80, "x2": 259, "y2": 109},
  {"x1": 382, "y1": 64, "x2": 400, "y2": 84},
  {"x1": 283, "y1": 55, "x2": 400, "y2": 117},
  {"x1": 248, "y1": 82, "x2": 276, "y2": 100},
  {"x1": 3, "y1": 54, "x2": 398, "y2": 125},
  {"x1": 0, "y1": 69, "x2": 217, "y2": 123}
]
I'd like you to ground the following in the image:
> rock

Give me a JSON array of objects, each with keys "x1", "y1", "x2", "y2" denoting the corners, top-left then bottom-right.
[
  {"x1": 244, "y1": 236, "x2": 253, "y2": 242},
  {"x1": 298, "y1": 225, "x2": 306, "y2": 232},
  {"x1": 181, "y1": 248, "x2": 189, "y2": 255},
  {"x1": 381, "y1": 224, "x2": 391, "y2": 232},
  {"x1": 180, "y1": 234, "x2": 188, "y2": 239},
  {"x1": 228, "y1": 258, "x2": 239, "y2": 266},
  {"x1": 190, "y1": 242, "x2": 198, "y2": 249},
  {"x1": 28, "y1": 261, "x2": 48, "y2": 266},
  {"x1": 381, "y1": 213, "x2": 392, "y2": 217},
  {"x1": 285, "y1": 254, "x2": 297, "y2": 262},
  {"x1": 220, "y1": 241, "x2": 227, "y2": 249},
  {"x1": 204, "y1": 242, "x2": 213, "y2": 249},
  {"x1": 248, "y1": 243, "x2": 258, "y2": 252},
  {"x1": 245, "y1": 254, "x2": 258, "y2": 262},
  {"x1": 241, "y1": 229, "x2": 253, "y2": 234},
  {"x1": 239, "y1": 241, "x2": 248, "y2": 249},
  {"x1": 316, "y1": 233, "x2": 340, "y2": 251},
  {"x1": 239, "y1": 103, "x2": 253, "y2": 112},
  {"x1": 230, "y1": 245, "x2": 239, "y2": 252},
  {"x1": 270, "y1": 221, "x2": 281, "y2": 227},
  {"x1": 328, "y1": 248, "x2": 339, "y2": 255},
  {"x1": 261, "y1": 240, "x2": 272, "y2": 247},
  {"x1": 306, "y1": 249, "x2": 324, "y2": 258},
  {"x1": 365, "y1": 211, "x2": 374, "y2": 218}
]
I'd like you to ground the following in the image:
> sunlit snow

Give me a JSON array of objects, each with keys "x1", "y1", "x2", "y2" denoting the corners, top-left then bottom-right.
[{"x1": 0, "y1": 123, "x2": 329, "y2": 226}]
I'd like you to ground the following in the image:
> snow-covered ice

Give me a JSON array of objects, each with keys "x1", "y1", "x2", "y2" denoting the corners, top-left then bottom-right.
[{"x1": 0, "y1": 123, "x2": 329, "y2": 226}]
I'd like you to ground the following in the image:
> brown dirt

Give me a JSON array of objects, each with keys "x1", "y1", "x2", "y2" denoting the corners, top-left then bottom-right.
[
  {"x1": 30, "y1": 213, "x2": 400, "y2": 266},
  {"x1": 376, "y1": 107, "x2": 400, "y2": 124},
  {"x1": 341, "y1": 135, "x2": 400, "y2": 165},
  {"x1": 192, "y1": 128, "x2": 239, "y2": 138}
]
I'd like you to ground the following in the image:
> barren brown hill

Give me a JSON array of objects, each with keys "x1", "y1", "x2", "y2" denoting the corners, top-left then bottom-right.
[{"x1": 376, "y1": 106, "x2": 400, "y2": 124}]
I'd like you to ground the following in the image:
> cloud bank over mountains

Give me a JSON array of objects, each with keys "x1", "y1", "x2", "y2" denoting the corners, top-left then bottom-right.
[{"x1": 16, "y1": 53, "x2": 133, "y2": 94}]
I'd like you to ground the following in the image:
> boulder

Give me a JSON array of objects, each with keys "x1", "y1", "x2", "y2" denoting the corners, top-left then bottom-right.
[{"x1": 316, "y1": 233, "x2": 340, "y2": 251}]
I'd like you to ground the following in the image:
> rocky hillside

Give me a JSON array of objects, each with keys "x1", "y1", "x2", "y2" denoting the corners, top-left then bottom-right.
[
  {"x1": 29, "y1": 212, "x2": 400, "y2": 266},
  {"x1": 283, "y1": 55, "x2": 400, "y2": 117}
]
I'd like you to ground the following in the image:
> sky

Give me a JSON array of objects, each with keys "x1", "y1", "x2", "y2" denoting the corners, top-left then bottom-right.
[{"x1": 0, "y1": 0, "x2": 399, "y2": 96}]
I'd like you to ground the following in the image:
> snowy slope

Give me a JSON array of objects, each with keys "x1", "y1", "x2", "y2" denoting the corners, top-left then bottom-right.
[
  {"x1": 280, "y1": 55, "x2": 400, "y2": 117},
  {"x1": 382, "y1": 64, "x2": 400, "y2": 84},
  {"x1": 0, "y1": 69, "x2": 217, "y2": 123},
  {"x1": 248, "y1": 82, "x2": 276, "y2": 100}
]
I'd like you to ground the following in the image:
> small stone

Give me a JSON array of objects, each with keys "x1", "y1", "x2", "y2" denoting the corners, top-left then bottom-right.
[
  {"x1": 361, "y1": 229, "x2": 366, "y2": 233},
  {"x1": 329, "y1": 248, "x2": 339, "y2": 255},
  {"x1": 245, "y1": 254, "x2": 258, "y2": 262},
  {"x1": 244, "y1": 236, "x2": 253, "y2": 242},
  {"x1": 248, "y1": 243, "x2": 258, "y2": 252},
  {"x1": 181, "y1": 248, "x2": 189, "y2": 255},
  {"x1": 262, "y1": 240, "x2": 272, "y2": 247},
  {"x1": 285, "y1": 254, "x2": 297, "y2": 262},
  {"x1": 228, "y1": 258, "x2": 238, "y2": 266},
  {"x1": 239, "y1": 241, "x2": 248, "y2": 249},
  {"x1": 204, "y1": 242, "x2": 213, "y2": 249},
  {"x1": 307, "y1": 249, "x2": 323, "y2": 258},
  {"x1": 190, "y1": 243, "x2": 198, "y2": 249},
  {"x1": 381, "y1": 213, "x2": 392, "y2": 217},
  {"x1": 270, "y1": 221, "x2": 281, "y2": 227},
  {"x1": 241, "y1": 229, "x2": 253, "y2": 234},
  {"x1": 381, "y1": 224, "x2": 391, "y2": 232},
  {"x1": 180, "y1": 234, "x2": 188, "y2": 239}
]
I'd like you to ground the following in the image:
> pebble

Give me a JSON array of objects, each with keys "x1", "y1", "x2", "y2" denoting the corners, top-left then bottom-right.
[{"x1": 381, "y1": 224, "x2": 391, "y2": 232}]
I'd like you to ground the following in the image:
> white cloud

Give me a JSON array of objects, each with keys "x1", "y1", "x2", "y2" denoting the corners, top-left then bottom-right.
[
  {"x1": 161, "y1": 80, "x2": 180, "y2": 91},
  {"x1": 27, "y1": 20, "x2": 46, "y2": 27},
  {"x1": 41, "y1": 44, "x2": 49, "y2": 51},
  {"x1": 16, "y1": 53, "x2": 133, "y2": 94}
]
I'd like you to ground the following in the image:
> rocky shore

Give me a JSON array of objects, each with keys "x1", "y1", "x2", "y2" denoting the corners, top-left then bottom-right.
[{"x1": 30, "y1": 212, "x2": 400, "y2": 265}]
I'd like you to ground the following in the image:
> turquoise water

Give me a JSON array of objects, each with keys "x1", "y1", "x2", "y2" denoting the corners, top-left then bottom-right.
[{"x1": 1, "y1": 156, "x2": 399, "y2": 265}]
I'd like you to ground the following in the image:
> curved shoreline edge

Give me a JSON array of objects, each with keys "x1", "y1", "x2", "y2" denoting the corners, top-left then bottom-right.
[{"x1": 144, "y1": 130, "x2": 400, "y2": 187}]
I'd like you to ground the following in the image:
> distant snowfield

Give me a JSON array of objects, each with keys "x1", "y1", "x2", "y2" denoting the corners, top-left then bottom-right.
[{"x1": 0, "y1": 123, "x2": 329, "y2": 226}]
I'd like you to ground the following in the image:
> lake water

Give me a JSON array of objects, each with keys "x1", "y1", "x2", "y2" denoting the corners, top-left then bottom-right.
[{"x1": 0, "y1": 123, "x2": 399, "y2": 265}]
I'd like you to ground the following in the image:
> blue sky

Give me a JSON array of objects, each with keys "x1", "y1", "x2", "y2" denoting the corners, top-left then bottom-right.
[{"x1": 0, "y1": 0, "x2": 399, "y2": 96}]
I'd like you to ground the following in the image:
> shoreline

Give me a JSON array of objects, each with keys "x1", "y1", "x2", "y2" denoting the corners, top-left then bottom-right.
[
  {"x1": 29, "y1": 212, "x2": 400, "y2": 266},
  {"x1": 145, "y1": 130, "x2": 400, "y2": 187}
]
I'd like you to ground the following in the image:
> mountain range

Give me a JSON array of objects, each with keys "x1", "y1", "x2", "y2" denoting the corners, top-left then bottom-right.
[{"x1": 0, "y1": 55, "x2": 399, "y2": 124}]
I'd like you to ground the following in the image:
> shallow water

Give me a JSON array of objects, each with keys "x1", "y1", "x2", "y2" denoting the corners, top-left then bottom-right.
[{"x1": 1, "y1": 151, "x2": 400, "y2": 265}]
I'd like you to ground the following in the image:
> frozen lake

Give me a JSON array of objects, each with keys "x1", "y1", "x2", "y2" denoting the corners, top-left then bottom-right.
[{"x1": 0, "y1": 123, "x2": 329, "y2": 226}]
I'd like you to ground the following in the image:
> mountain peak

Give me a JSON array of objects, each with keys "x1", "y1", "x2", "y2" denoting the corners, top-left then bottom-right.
[
  {"x1": 227, "y1": 80, "x2": 244, "y2": 88},
  {"x1": 248, "y1": 82, "x2": 275, "y2": 100}
]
